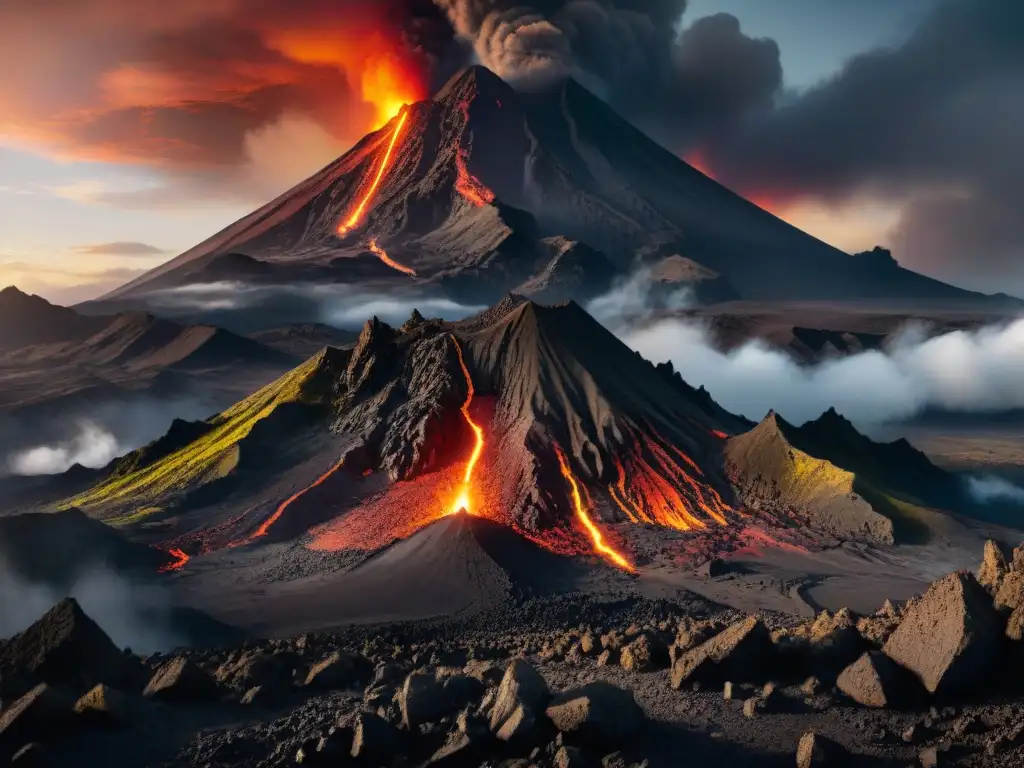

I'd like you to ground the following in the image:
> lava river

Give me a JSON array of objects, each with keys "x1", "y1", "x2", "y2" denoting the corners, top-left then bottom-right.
[{"x1": 337, "y1": 110, "x2": 409, "y2": 237}]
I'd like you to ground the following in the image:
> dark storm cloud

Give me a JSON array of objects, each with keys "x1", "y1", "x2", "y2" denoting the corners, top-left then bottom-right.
[{"x1": 696, "y1": 0, "x2": 1024, "y2": 289}]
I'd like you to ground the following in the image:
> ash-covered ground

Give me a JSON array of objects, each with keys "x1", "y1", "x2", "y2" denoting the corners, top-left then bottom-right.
[{"x1": 4, "y1": 537, "x2": 1024, "y2": 767}]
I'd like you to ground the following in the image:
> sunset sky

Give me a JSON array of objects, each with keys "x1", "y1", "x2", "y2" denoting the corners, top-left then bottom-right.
[{"x1": 1, "y1": 0, "x2": 1020, "y2": 303}]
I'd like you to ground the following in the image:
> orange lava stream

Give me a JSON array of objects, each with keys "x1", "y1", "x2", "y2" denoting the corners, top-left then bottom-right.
[
  {"x1": 368, "y1": 239, "x2": 416, "y2": 276},
  {"x1": 337, "y1": 111, "x2": 409, "y2": 236},
  {"x1": 159, "y1": 548, "x2": 190, "y2": 573},
  {"x1": 455, "y1": 149, "x2": 495, "y2": 207},
  {"x1": 554, "y1": 446, "x2": 633, "y2": 572},
  {"x1": 238, "y1": 458, "x2": 346, "y2": 545},
  {"x1": 448, "y1": 336, "x2": 485, "y2": 515}
]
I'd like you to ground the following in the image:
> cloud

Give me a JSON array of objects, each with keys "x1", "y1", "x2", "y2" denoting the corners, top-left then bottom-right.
[
  {"x1": 586, "y1": 267, "x2": 693, "y2": 327},
  {"x1": 621, "y1": 315, "x2": 1024, "y2": 426},
  {"x1": 0, "y1": 261, "x2": 150, "y2": 304},
  {"x1": 74, "y1": 241, "x2": 168, "y2": 256},
  {"x1": 696, "y1": 0, "x2": 1024, "y2": 294},
  {"x1": 0, "y1": 0, "x2": 445, "y2": 201},
  {"x1": 966, "y1": 475, "x2": 1024, "y2": 505},
  {"x1": 143, "y1": 281, "x2": 485, "y2": 329},
  {"x1": 8, "y1": 421, "x2": 121, "y2": 475}
]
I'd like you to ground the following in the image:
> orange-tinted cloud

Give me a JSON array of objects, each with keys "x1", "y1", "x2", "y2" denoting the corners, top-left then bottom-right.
[{"x1": 0, "y1": 0, "x2": 435, "y2": 171}]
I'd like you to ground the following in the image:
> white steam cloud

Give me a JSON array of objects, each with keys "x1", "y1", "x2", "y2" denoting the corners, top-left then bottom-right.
[
  {"x1": 145, "y1": 281, "x2": 486, "y2": 329},
  {"x1": 587, "y1": 267, "x2": 693, "y2": 326},
  {"x1": 966, "y1": 475, "x2": 1024, "y2": 505},
  {"x1": 620, "y1": 316, "x2": 1024, "y2": 426},
  {"x1": 9, "y1": 421, "x2": 121, "y2": 475}
]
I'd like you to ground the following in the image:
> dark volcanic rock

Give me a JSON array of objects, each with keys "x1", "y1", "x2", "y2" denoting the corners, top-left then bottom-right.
[
  {"x1": 796, "y1": 731, "x2": 848, "y2": 767},
  {"x1": 670, "y1": 616, "x2": 773, "y2": 688},
  {"x1": 489, "y1": 660, "x2": 550, "y2": 735},
  {"x1": 72, "y1": 683, "x2": 135, "y2": 726},
  {"x1": 0, "y1": 598, "x2": 141, "y2": 694},
  {"x1": 303, "y1": 651, "x2": 366, "y2": 691},
  {"x1": 351, "y1": 710, "x2": 400, "y2": 762},
  {"x1": 882, "y1": 572, "x2": 1002, "y2": 697},
  {"x1": 545, "y1": 682, "x2": 643, "y2": 746},
  {"x1": 0, "y1": 684, "x2": 74, "y2": 748},
  {"x1": 143, "y1": 657, "x2": 220, "y2": 702},
  {"x1": 837, "y1": 651, "x2": 918, "y2": 708}
]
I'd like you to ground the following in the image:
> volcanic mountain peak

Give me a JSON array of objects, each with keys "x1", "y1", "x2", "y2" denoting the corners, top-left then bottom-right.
[{"x1": 723, "y1": 412, "x2": 895, "y2": 544}]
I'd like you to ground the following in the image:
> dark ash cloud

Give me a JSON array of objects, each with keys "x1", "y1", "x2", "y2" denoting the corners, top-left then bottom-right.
[{"x1": 697, "y1": 0, "x2": 1024, "y2": 292}]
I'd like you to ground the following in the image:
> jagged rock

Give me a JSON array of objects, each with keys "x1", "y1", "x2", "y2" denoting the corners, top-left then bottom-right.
[
  {"x1": 919, "y1": 743, "x2": 951, "y2": 768},
  {"x1": 882, "y1": 572, "x2": 1002, "y2": 696},
  {"x1": 1013, "y1": 544, "x2": 1024, "y2": 573},
  {"x1": 619, "y1": 634, "x2": 669, "y2": 673},
  {"x1": 979, "y1": 540, "x2": 1009, "y2": 591},
  {"x1": 545, "y1": 682, "x2": 642, "y2": 745},
  {"x1": 995, "y1": 571, "x2": 1024, "y2": 612},
  {"x1": 441, "y1": 675, "x2": 486, "y2": 713},
  {"x1": 216, "y1": 651, "x2": 290, "y2": 692},
  {"x1": 837, "y1": 651, "x2": 915, "y2": 708},
  {"x1": 351, "y1": 711, "x2": 400, "y2": 762},
  {"x1": 72, "y1": 684, "x2": 135, "y2": 726},
  {"x1": 1007, "y1": 606, "x2": 1024, "y2": 642},
  {"x1": 489, "y1": 661, "x2": 549, "y2": 735},
  {"x1": 399, "y1": 671, "x2": 445, "y2": 730},
  {"x1": 374, "y1": 662, "x2": 408, "y2": 686},
  {"x1": 495, "y1": 704, "x2": 538, "y2": 744},
  {"x1": 675, "y1": 618, "x2": 725, "y2": 653},
  {"x1": 143, "y1": 657, "x2": 220, "y2": 702},
  {"x1": 554, "y1": 745, "x2": 588, "y2": 768},
  {"x1": 580, "y1": 633, "x2": 597, "y2": 655},
  {"x1": 796, "y1": 731, "x2": 847, "y2": 767},
  {"x1": 670, "y1": 617, "x2": 773, "y2": 689},
  {"x1": 303, "y1": 651, "x2": 366, "y2": 691},
  {"x1": 596, "y1": 650, "x2": 616, "y2": 667},
  {"x1": 0, "y1": 598, "x2": 141, "y2": 693},
  {"x1": 464, "y1": 660, "x2": 503, "y2": 687},
  {"x1": 0, "y1": 684, "x2": 73, "y2": 746},
  {"x1": 239, "y1": 685, "x2": 273, "y2": 706}
]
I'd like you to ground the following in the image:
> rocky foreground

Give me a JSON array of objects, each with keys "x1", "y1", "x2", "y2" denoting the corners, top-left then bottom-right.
[{"x1": 3, "y1": 540, "x2": 1024, "y2": 767}]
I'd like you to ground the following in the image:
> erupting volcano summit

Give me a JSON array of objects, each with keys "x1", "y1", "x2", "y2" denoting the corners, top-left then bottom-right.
[{"x1": 102, "y1": 65, "x2": 989, "y2": 308}]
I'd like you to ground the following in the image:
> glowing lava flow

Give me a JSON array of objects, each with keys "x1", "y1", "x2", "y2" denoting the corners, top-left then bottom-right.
[
  {"x1": 159, "y1": 548, "x2": 190, "y2": 573},
  {"x1": 554, "y1": 447, "x2": 634, "y2": 572},
  {"x1": 447, "y1": 336, "x2": 485, "y2": 515},
  {"x1": 337, "y1": 111, "x2": 409, "y2": 237},
  {"x1": 455, "y1": 149, "x2": 495, "y2": 207},
  {"x1": 239, "y1": 458, "x2": 346, "y2": 544},
  {"x1": 368, "y1": 239, "x2": 416, "y2": 276}
]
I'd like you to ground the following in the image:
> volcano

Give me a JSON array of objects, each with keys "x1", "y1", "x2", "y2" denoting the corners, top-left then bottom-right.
[
  {"x1": 50, "y1": 293, "x2": 971, "y2": 581},
  {"x1": 99, "y1": 66, "x2": 997, "y2": 310}
]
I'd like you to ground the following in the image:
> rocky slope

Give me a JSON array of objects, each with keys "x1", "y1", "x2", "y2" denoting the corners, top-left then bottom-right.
[{"x1": 3, "y1": 539, "x2": 1024, "y2": 767}]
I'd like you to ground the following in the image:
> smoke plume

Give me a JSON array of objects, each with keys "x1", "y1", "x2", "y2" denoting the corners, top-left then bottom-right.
[
  {"x1": 966, "y1": 475, "x2": 1024, "y2": 505},
  {"x1": 621, "y1": 316, "x2": 1024, "y2": 426},
  {"x1": 0, "y1": 557, "x2": 185, "y2": 653},
  {"x1": 8, "y1": 422, "x2": 121, "y2": 475},
  {"x1": 586, "y1": 267, "x2": 693, "y2": 326}
]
